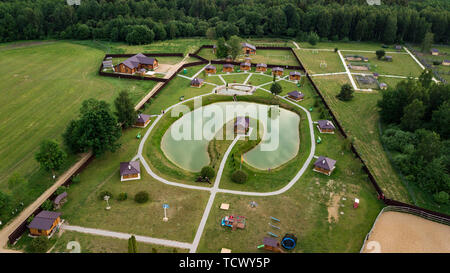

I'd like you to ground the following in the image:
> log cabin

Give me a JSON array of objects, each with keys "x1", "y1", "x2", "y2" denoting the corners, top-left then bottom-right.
[
  {"x1": 443, "y1": 60, "x2": 450, "y2": 66},
  {"x1": 120, "y1": 161, "x2": 141, "y2": 181},
  {"x1": 240, "y1": 62, "x2": 251, "y2": 71},
  {"x1": 272, "y1": 67, "x2": 284, "y2": 77},
  {"x1": 256, "y1": 63, "x2": 267, "y2": 72},
  {"x1": 316, "y1": 120, "x2": 335, "y2": 133},
  {"x1": 242, "y1": 42, "x2": 256, "y2": 55},
  {"x1": 431, "y1": 48, "x2": 439, "y2": 56},
  {"x1": 191, "y1": 77, "x2": 204, "y2": 87},
  {"x1": 205, "y1": 64, "x2": 217, "y2": 74},
  {"x1": 287, "y1": 91, "x2": 304, "y2": 101},
  {"x1": 223, "y1": 64, "x2": 234, "y2": 73},
  {"x1": 313, "y1": 156, "x2": 336, "y2": 176},
  {"x1": 28, "y1": 211, "x2": 61, "y2": 237},
  {"x1": 289, "y1": 71, "x2": 301, "y2": 81},
  {"x1": 114, "y1": 53, "x2": 158, "y2": 74},
  {"x1": 135, "y1": 114, "x2": 151, "y2": 128}
]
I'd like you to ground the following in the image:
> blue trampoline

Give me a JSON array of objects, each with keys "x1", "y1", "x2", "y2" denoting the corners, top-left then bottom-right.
[{"x1": 281, "y1": 234, "x2": 297, "y2": 250}]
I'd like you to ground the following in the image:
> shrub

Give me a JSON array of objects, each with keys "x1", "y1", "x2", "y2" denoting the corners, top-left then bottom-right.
[
  {"x1": 56, "y1": 186, "x2": 67, "y2": 196},
  {"x1": 200, "y1": 166, "x2": 215, "y2": 179},
  {"x1": 135, "y1": 191, "x2": 149, "y2": 203},
  {"x1": 231, "y1": 170, "x2": 248, "y2": 184},
  {"x1": 334, "y1": 47, "x2": 338, "y2": 53},
  {"x1": 433, "y1": 191, "x2": 449, "y2": 204},
  {"x1": 27, "y1": 236, "x2": 51, "y2": 253},
  {"x1": 432, "y1": 60, "x2": 442, "y2": 66},
  {"x1": 98, "y1": 191, "x2": 113, "y2": 201},
  {"x1": 71, "y1": 174, "x2": 80, "y2": 184},
  {"x1": 41, "y1": 200, "x2": 54, "y2": 211},
  {"x1": 117, "y1": 192, "x2": 128, "y2": 201},
  {"x1": 307, "y1": 32, "x2": 319, "y2": 46}
]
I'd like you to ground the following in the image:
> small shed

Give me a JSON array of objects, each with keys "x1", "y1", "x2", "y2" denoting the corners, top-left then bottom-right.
[
  {"x1": 205, "y1": 65, "x2": 217, "y2": 74},
  {"x1": 272, "y1": 67, "x2": 284, "y2": 77},
  {"x1": 256, "y1": 63, "x2": 267, "y2": 72},
  {"x1": 135, "y1": 114, "x2": 151, "y2": 128},
  {"x1": 53, "y1": 192, "x2": 67, "y2": 209},
  {"x1": 223, "y1": 63, "x2": 234, "y2": 73},
  {"x1": 191, "y1": 77, "x2": 204, "y2": 87},
  {"x1": 431, "y1": 48, "x2": 439, "y2": 56},
  {"x1": 289, "y1": 71, "x2": 301, "y2": 81},
  {"x1": 287, "y1": 91, "x2": 304, "y2": 101},
  {"x1": 212, "y1": 44, "x2": 217, "y2": 54},
  {"x1": 442, "y1": 60, "x2": 450, "y2": 66},
  {"x1": 379, "y1": 82, "x2": 388, "y2": 90},
  {"x1": 120, "y1": 161, "x2": 141, "y2": 181},
  {"x1": 242, "y1": 42, "x2": 256, "y2": 55},
  {"x1": 262, "y1": 237, "x2": 283, "y2": 253},
  {"x1": 235, "y1": 116, "x2": 250, "y2": 134},
  {"x1": 102, "y1": 60, "x2": 113, "y2": 70},
  {"x1": 28, "y1": 211, "x2": 61, "y2": 237},
  {"x1": 317, "y1": 120, "x2": 335, "y2": 134},
  {"x1": 385, "y1": 55, "x2": 393, "y2": 62},
  {"x1": 395, "y1": 45, "x2": 402, "y2": 51},
  {"x1": 240, "y1": 62, "x2": 251, "y2": 71},
  {"x1": 373, "y1": 73, "x2": 379, "y2": 79},
  {"x1": 313, "y1": 156, "x2": 336, "y2": 176}
]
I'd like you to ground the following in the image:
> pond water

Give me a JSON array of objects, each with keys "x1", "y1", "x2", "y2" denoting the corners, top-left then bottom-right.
[{"x1": 160, "y1": 102, "x2": 300, "y2": 172}]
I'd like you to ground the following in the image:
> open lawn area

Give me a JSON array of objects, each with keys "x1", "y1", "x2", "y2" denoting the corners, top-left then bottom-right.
[
  {"x1": 240, "y1": 49, "x2": 299, "y2": 66},
  {"x1": 297, "y1": 41, "x2": 404, "y2": 52},
  {"x1": 294, "y1": 49, "x2": 345, "y2": 74},
  {"x1": 410, "y1": 44, "x2": 450, "y2": 83},
  {"x1": 116, "y1": 38, "x2": 213, "y2": 55}
]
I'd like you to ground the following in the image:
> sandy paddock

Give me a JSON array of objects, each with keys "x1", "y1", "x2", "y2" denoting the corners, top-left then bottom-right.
[{"x1": 362, "y1": 211, "x2": 450, "y2": 253}]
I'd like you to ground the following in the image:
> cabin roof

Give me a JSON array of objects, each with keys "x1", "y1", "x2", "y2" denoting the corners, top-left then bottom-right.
[
  {"x1": 54, "y1": 192, "x2": 67, "y2": 205},
  {"x1": 272, "y1": 67, "x2": 284, "y2": 72},
  {"x1": 288, "y1": 91, "x2": 304, "y2": 99},
  {"x1": 290, "y1": 71, "x2": 301, "y2": 76},
  {"x1": 223, "y1": 63, "x2": 234, "y2": 68},
  {"x1": 120, "y1": 161, "x2": 140, "y2": 176},
  {"x1": 314, "y1": 156, "x2": 336, "y2": 171},
  {"x1": 28, "y1": 211, "x2": 61, "y2": 230},
  {"x1": 191, "y1": 78, "x2": 204, "y2": 85},
  {"x1": 136, "y1": 114, "x2": 151, "y2": 123},
  {"x1": 121, "y1": 53, "x2": 157, "y2": 69},
  {"x1": 235, "y1": 117, "x2": 249, "y2": 128},
  {"x1": 317, "y1": 120, "x2": 335, "y2": 130},
  {"x1": 205, "y1": 64, "x2": 216, "y2": 70},
  {"x1": 256, "y1": 63, "x2": 267, "y2": 67},
  {"x1": 240, "y1": 62, "x2": 250, "y2": 67},
  {"x1": 241, "y1": 42, "x2": 256, "y2": 50}
]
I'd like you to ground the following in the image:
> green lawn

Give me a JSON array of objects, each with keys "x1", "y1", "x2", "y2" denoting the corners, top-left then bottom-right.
[
  {"x1": 411, "y1": 44, "x2": 450, "y2": 83},
  {"x1": 297, "y1": 41, "x2": 402, "y2": 52},
  {"x1": 242, "y1": 49, "x2": 299, "y2": 66},
  {"x1": 0, "y1": 41, "x2": 157, "y2": 226},
  {"x1": 295, "y1": 49, "x2": 345, "y2": 74},
  {"x1": 221, "y1": 73, "x2": 253, "y2": 84}
]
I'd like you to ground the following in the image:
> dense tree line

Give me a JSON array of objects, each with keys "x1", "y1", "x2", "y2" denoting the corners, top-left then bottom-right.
[
  {"x1": 378, "y1": 71, "x2": 450, "y2": 205},
  {"x1": 0, "y1": 0, "x2": 448, "y2": 45}
]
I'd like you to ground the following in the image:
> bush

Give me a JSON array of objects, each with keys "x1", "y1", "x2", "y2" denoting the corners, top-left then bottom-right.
[
  {"x1": 117, "y1": 192, "x2": 128, "y2": 201},
  {"x1": 56, "y1": 186, "x2": 67, "y2": 196},
  {"x1": 27, "y1": 236, "x2": 51, "y2": 253},
  {"x1": 71, "y1": 174, "x2": 80, "y2": 184},
  {"x1": 41, "y1": 200, "x2": 54, "y2": 211},
  {"x1": 231, "y1": 170, "x2": 248, "y2": 184},
  {"x1": 433, "y1": 191, "x2": 449, "y2": 204},
  {"x1": 432, "y1": 60, "x2": 442, "y2": 66},
  {"x1": 135, "y1": 191, "x2": 149, "y2": 203},
  {"x1": 307, "y1": 32, "x2": 319, "y2": 46},
  {"x1": 98, "y1": 191, "x2": 113, "y2": 201},
  {"x1": 200, "y1": 166, "x2": 215, "y2": 179}
]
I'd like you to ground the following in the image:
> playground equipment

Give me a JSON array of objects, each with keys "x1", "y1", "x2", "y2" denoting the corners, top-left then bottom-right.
[
  {"x1": 221, "y1": 215, "x2": 246, "y2": 230},
  {"x1": 183, "y1": 68, "x2": 187, "y2": 74},
  {"x1": 269, "y1": 223, "x2": 280, "y2": 230},
  {"x1": 267, "y1": 232, "x2": 279, "y2": 237},
  {"x1": 270, "y1": 216, "x2": 280, "y2": 222},
  {"x1": 320, "y1": 60, "x2": 327, "y2": 68},
  {"x1": 179, "y1": 95, "x2": 185, "y2": 101},
  {"x1": 281, "y1": 234, "x2": 297, "y2": 250},
  {"x1": 309, "y1": 107, "x2": 313, "y2": 112},
  {"x1": 136, "y1": 132, "x2": 141, "y2": 139},
  {"x1": 317, "y1": 136, "x2": 322, "y2": 144},
  {"x1": 354, "y1": 198, "x2": 360, "y2": 208},
  {"x1": 261, "y1": 237, "x2": 283, "y2": 253}
]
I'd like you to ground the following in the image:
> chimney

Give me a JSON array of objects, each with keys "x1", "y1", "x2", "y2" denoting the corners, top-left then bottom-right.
[{"x1": 128, "y1": 164, "x2": 131, "y2": 170}]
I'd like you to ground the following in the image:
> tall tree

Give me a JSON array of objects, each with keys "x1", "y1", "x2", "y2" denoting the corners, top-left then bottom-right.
[
  {"x1": 401, "y1": 99, "x2": 425, "y2": 132},
  {"x1": 421, "y1": 32, "x2": 434, "y2": 53},
  {"x1": 336, "y1": 84, "x2": 354, "y2": 101},
  {"x1": 228, "y1": 35, "x2": 241, "y2": 60},
  {"x1": 114, "y1": 91, "x2": 136, "y2": 129},
  {"x1": 270, "y1": 82, "x2": 282, "y2": 96},
  {"x1": 35, "y1": 140, "x2": 67, "y2": 178},
  {"x1": 128, "y1": 235, "x2": 138, "y2": 253},
  {"x1": 383, "y1": 14, "x2": 397, "y2": 44}
]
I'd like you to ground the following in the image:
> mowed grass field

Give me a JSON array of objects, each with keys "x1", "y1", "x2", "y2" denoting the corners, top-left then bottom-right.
[
  {"x1": 294, "y1": 49, "x2": 345, "y2": 74},
  {"x1": 311, "y1": 75, "x2": 411, "y2": 203},
  {"x1": 0, "y1": 41, "x2": 156, "y2": 218}
]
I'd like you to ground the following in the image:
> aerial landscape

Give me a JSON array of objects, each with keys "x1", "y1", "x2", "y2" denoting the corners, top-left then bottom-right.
[{"x1": 0, "y1": 0, "x2": 449, "y2": 259}]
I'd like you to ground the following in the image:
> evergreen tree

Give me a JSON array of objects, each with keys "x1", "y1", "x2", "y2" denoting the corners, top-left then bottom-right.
[
  {"x1": 128, "y1": 235, "x2": 138, "y2": 253},
  {"x1": 270, "y1": 82, "x2": 282, "y2": 96},
  {"x1": 336, "y1": 84, "x2": 354, "y2": 101},
  {"x1": 421, "y1": 32, "x2": 434, "y2": 53}
]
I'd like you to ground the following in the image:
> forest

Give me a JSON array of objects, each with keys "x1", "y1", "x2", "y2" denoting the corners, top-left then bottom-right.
[{"x1": 0, "y1": 0, "x2": 448, "y2": 45}]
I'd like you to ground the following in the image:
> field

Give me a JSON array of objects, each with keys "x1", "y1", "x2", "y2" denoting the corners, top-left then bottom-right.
[
  {"x1": 0, "y1": 41, "x2": 157, "y2": 225},
  {"x1": 294, "y1": 49, "x2": 345, "y2": 74},
  {"x1": 411, "y1": 44, "x2": 450, "y2": 82},
  {"x1": 296, "y1": 41, "x2": 404, "y2": 52}
]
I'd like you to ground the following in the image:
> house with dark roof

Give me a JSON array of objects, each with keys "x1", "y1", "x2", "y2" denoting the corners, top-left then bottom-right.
[
  {"x1": 53, "y1": 192, "x2": 67, "y2": 209},
  {"x1": 240, "y1": 62, "x2": 251, "y2": 71},
  {"x1": 443, "y1": 60, "x2": 450, "y2": 66},
  {"x1": 379, "y1": 82, "x2": 388, "y2": 90},
  {"x1": 395, "y1": 45, "x2": 402, "y2": 51},
  {"x1": 242, "y1": 42, "x2": 256, "y2": 55},
  {"x1": 114, "y1": 53, "x2": 158, "y2": 74},
  {"x1": 256, "y1": 63, "x2": 267, "y2": 72},
  {"x1": 272, "y1": 67, "x2": 284, "y2": 77},
  {"x1": 135, "y1": 114, "x2": 151, "y2": 128},
  {"x1": 384, "y1": 55, "x2": 393, "y2": 62},
  {"x1": 313, "y1": 156, "x2": 336, "y2": 176},
  {"x1": 431, "y1": 48, "x2": 439, "y2": 56},
  {"x1": 316, "y1": 120, "x2": 335, "y2": 134},
  {"x1": 205, "y1": 64, "x2": 217, "y2": 74},
  {"x1": 191, "y1": 77, "x2": 204, "y2": 87},
  {"x1": 287, "y1": 91, "x2": 304, "y2": 101},
  {"x1": 120, "y1": 161, "x2": 141, "y2": 181},
  {"x1": 223, "y1": 63, "x2": 234, "y2": 73},
  {"x1": 289, "y1": 71, "x2": 301, "y2": 81},
  {"x1": 235, "y1": 117, "x2": 250, "y2": 135},
  {"x1": 28, "y1": 210, "x2": 62, "y2": 237}
]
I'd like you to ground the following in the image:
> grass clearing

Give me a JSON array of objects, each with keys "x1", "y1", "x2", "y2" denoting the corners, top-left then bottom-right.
[{"x1": 295, "y1": 49, "x2": 345, "y2": 74}]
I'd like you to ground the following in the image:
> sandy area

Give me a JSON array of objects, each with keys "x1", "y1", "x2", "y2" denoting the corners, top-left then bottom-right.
[{"x1": 362, "y1": 211, "x2": 450, "y2": 253}]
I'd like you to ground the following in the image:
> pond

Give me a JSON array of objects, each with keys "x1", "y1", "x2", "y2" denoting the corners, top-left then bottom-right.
[{"x1": 160, "y1": 102, "x2": 300, "y2": 172}]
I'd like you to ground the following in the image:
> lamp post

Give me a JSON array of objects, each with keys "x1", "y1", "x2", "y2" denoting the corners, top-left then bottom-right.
[
  {"x1": 104, "y1": 195, "x2": 111, "y2": 210},
  {"x1": 163, "y1": 204, "x2": 169, "y2": 222}
]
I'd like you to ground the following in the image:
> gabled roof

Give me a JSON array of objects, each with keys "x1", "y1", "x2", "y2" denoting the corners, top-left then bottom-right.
[
  {"x1": 28, "y1": 211, "x2": 61, "y2": 230},
  {"x1": 136, "y1": 114, "x2": 151, "y2": 124},
  {"x1": 223, "y1": 63, "x2": 234, "y2": 68},
  {"x1": 431, "y1": 48, "x2": 439, "y2": 52},
  {"x1": 121, "y1": 53, "x2": 157, "y2": 69},
  {"x1": 242, "y1": 42, "x2": 256, "y2": 50},
  {"x1": 289, "y1": 71, "x2": 301, "y2": 76},
  {"x1": 256, "y1": 63, "x2": 267, "y2": 67},
  {"x1": 191, "y1": 78, "x2": 204, "y2": 85},
  {"x1": 205, "y1": 64, "x2": 216, "y2": 70},
  {"x1": 317, "y1": 120, "x2": 335, "y2": 130},
  {"x1": 272, "y1": 67, "x2": 284, "y2": 72},
  {"x1": 54, "y1": 192, "x2": 67, "y2": 205},
  {"x1": 314, "y1": 156, "x2": 336, "y2": 171},
  {"x1": 240, "y1": 62, "x2": 250, "y2": 67},
  {"x1": 288, "y1": 91, "x2": 304, "y2": 99},
  {"x1": 120, "y1": 161, "x2": 140, "y2": 176}
]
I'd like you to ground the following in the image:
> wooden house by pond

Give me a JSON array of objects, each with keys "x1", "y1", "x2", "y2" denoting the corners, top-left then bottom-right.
[
  {"x1": 135, "y1": 114, "x2": 151, "y2": 128},
  {"x1": 317, "y1": 120, "x2": 335, "y2": 133},
  {"x1": 287, "y1": 91, "x2": 304, "y2": 101},
  {"x1": 205, "y1": 64, "x2": 217, "y2": 74},
  {"x1": 114, "y1": 53, "x2": 158, "y2": 74},
  {"x1": 256, "y1": 63, "x2": 267, "y2": 72},
  {"x1": 223, "y1": 63, "x2": 234, "y2": 73},
  {"x1": 240, "y1": 62, "x2": 251, "y2": 71},
  {"x1": 313, "y1": 156, "x2": 336, "y2": 176},
  {"x1": 53, "y1": 192, "x2": 67, "y2": 210},
  {"x1": 235, "y1": 116, "x2": 250, "y2": 135},
  {"x1": 191, "y1": 77, "x2": 204, "y2": 88},
  {"x1": 272, "y1": 67, "x2": 284, "y2": 77},
  {"x1": 289, "y1": 71, "x2": 301, "y2": 81},
  {"x1": 120, "y1": 161, "x2": 141, "y2": 182},
  {"x1": 28, "y1": 211, "x2": 61, "y2": 237},
  {"x1": 242, "y1": 42, "x2": 256, "y2": 55}
]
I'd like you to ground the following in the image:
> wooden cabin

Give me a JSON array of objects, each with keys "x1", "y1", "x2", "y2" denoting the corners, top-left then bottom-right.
[
  {"x1": 53, "y1": 192, "x2": 67, "y2": 210},
  {"x1": 205, "y1": 65, "x2": 216, "y2": 74},
  {"x1": 313, "y1": 156, "x2": 336, "y2": 176},
  {"x1": 114, "y1": 53, "x2": 158, "y2": 74},
  {"x1": 135, "y1": 114, "x2": 151, "y2": 128},
  {"x1": 262, "y1": 237, "x2": 283, "y2": 253},
  {"x1": 240, "y1": 62, "x2": 251, "y2": 71},
  {"x1": 317, "y1": 120, "x2": 335, "y2": 133},
  {"x1": 289, "y1": 71, "x2": 301, "y2": 81},
  {"x1": 235, "y1": 117, "x2": 249, "y2": 135},
  {"x1": 443, "y1": 60, "x2": 450, "y2": 66},
  {"x1": 431, "y1": 48, "x2": 439, "y2": 56},
  {"x1": 28, "y1": 211, "x2": 61, "y2": 237},
  {"x1": 272, "y1": 67, "x2": 284, "y2": 77},
  {"x1": 223, "y1": 64, "x2": 234, "y2": 73},
  {"x1": 384, "y1": 55, "x2": 393, "y2": 62},
  {"x1": 287, "y1": 91, "x2": 304, "y2": 101},
  {"x1": 120, "y1": 161, "x2": 141, "y2": 181},
  {"x1": 256, "y1": 63, "x2": 267, "y2": 72},
  {"x1": 379, "y1": 83, "x2": 388, "y2": 90},
  {"x1": 242, "y1": 42, "x2": 256, "y2": 55},
  {"x1": 191, "y1": 77, "x2": 204, "y2": 87},
  {"x1": 244, "y1": 57, "x2": 251, "y2": 64}
]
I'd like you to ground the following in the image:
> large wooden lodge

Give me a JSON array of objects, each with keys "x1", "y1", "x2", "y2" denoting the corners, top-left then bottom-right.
[
  {"x1": 114, "y1": 53, "x2": 159, "y2": 74},
  {"x1": 28, "y1": 211, "x2": 62, "y2": 237}
]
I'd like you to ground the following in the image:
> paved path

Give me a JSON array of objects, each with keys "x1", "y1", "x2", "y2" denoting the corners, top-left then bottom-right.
[
  {"x1": 0, "y1": 152, "x2": 92, "y2": 252},
  {"x1": 337, "y1": 50, "x2": 359, "y2": 91},
  {"x1": 243, "y1": 73, "x2": 252, "y2": 85},
  {"x1": 292, "y1": 41, "x2": 300, "y2": 49},
  {"x1": 403, "y1": 46, "x2": 439, "y2": 83},
  {"x1": 62, "y1": 224, "x2": 193, "y2": 250}
]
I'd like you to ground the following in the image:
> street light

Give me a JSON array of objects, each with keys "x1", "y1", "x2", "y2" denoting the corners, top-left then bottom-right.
[{"x1": 104, "y1": 195, "x2": 111, "y2": 210}]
